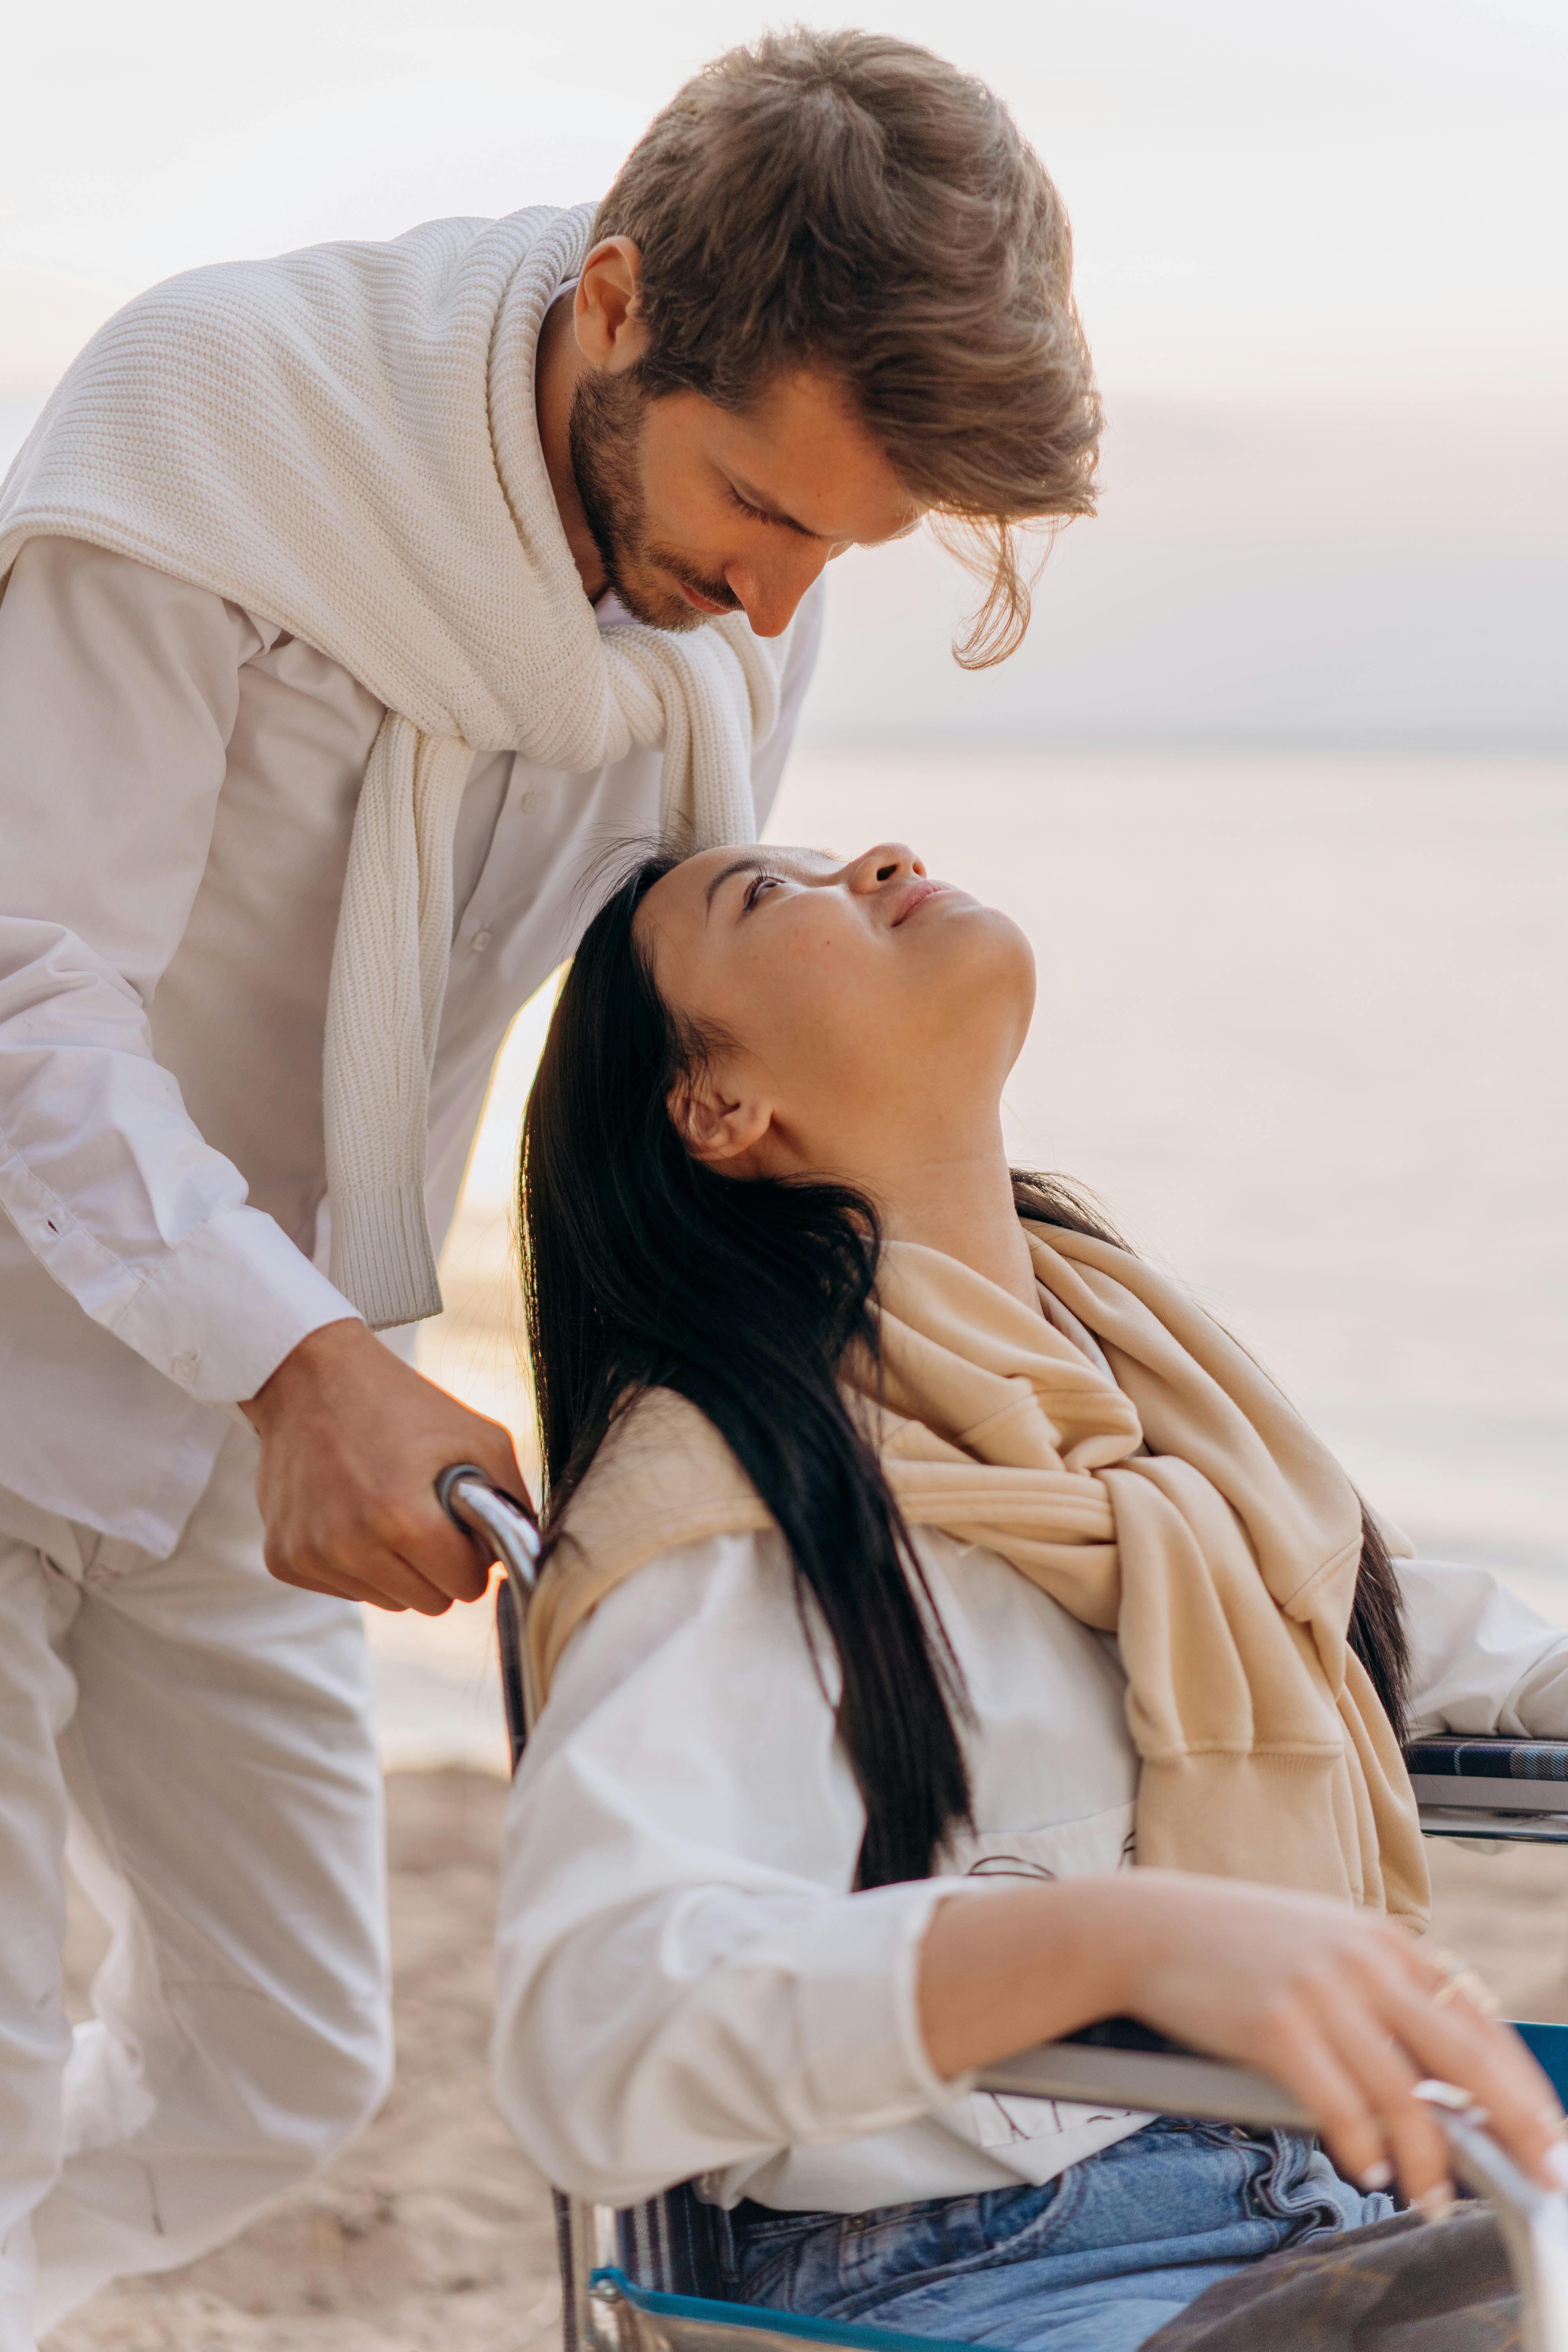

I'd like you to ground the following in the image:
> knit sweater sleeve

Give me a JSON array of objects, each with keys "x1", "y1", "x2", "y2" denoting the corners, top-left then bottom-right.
[{"x1": 0, "y1": 536, "x2": 361, "y2": 1408}]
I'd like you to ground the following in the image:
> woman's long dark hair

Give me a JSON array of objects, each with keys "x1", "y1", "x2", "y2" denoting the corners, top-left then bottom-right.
[{"x1": 521, "y1": 851, "x2": 1409, "y2": 1889}]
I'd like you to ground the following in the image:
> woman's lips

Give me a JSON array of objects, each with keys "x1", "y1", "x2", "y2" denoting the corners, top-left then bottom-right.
[{"x1": 890, "y1": 878, "x2": 953, "y2": 926}]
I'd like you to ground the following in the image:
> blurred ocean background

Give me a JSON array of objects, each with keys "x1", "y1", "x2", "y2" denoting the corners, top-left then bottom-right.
[{"x1": 4, "y1": 0, "x2": 1563, "y2": 1772}]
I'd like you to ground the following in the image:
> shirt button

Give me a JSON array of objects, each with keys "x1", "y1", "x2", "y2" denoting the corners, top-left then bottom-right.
[
  {"x1": 171, "y1": 1348, "x2": 200, "y2": 1384},
  {"x1": 472, "y1": 929, "x2": 492, "y2": 953},
  {"x1": 519, "y1": 789, "x2": 541, "y2": 813}
]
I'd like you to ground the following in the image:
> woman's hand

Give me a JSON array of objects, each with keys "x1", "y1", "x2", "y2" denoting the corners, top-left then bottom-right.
[
  {"x1": 918, "y1": 1870, "x2": 1567, "y2": 2209},
  {"x1": 1104, "y1": 1873, "x2": 1565, "y2": 2207}
]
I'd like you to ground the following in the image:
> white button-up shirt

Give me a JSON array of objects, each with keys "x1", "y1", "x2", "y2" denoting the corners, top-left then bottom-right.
[
  {"x1": 492, "y1": 1527, "x2": 1568, "y2": 2214},
  {"x1": 0, "y1": 535, "x2": 822, "y2": 1552}
]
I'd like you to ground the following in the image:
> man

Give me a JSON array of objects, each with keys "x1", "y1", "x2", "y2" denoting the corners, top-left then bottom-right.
[{"x1": 0, "y1": 27, "x2": 1099, "y2": 2346}]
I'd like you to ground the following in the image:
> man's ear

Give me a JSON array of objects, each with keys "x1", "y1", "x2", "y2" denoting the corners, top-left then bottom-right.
[
  {"x1": 669, "y1": 1067, "x2": 772, "y2": 1168},
  {"x1": 574, "y1": 239, "x2": 649, "y2": 375}
]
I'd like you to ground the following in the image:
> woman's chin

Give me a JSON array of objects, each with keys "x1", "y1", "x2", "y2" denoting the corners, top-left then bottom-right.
[{"x1": 927, "y1": 902, "x2": 1035, "y2": 1002}]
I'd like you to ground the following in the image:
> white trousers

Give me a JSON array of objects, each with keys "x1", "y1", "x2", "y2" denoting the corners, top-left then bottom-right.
[{"x1": 0, "y1": 1424, "x2": 392, "y2": 2351}]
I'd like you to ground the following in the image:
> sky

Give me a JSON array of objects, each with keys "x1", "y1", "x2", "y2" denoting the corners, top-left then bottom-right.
[
  {"x1": 3, "y1": 0, "x2": 1564, "y2": 742},
  {"x1": 4, "y1": 0, "x2": 1564, "y2": 398}
]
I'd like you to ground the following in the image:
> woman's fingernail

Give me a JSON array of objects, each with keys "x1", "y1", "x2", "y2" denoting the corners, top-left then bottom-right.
[
  {"x1": 1544, "y1": 2142, "x2": 1568, "y2": 2194},
  {"x1": 1416, "y1": 2180, "x2": 1457, "y2": 2221},
  {"x1": 1358, "y1": 2160, "x2": 1394, "y2": 2190}
]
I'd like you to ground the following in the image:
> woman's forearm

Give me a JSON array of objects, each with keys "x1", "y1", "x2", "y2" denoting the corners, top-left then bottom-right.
[
  {"x1": 916, "y1": 1867, "x2": 1568, "y2": 2210},
  {"x1": 918, "y1": 1878, "x2": 1136, "y2": 2080}
]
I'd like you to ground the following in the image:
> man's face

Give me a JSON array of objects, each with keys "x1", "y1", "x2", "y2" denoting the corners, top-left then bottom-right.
[{"x1": 568, "y1": 363, "x2": 922, "y2": 638}]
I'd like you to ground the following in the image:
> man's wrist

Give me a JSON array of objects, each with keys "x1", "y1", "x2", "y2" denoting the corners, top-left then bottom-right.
[{"x1": 240, "y1": 1315, "x2": 368, "y2": 1434}]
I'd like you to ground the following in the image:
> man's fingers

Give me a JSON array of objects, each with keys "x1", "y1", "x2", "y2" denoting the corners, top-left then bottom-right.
[
  {"x1": 402, "y1": 1507, "x2": 494, "y2": 1602},
  {"x1": 342, "y1": 1541, "x2": 459, "y2": 1615},
  {"x1": 268, "y1": 1556, "x2": 408, "y2": 1610},
  {"x1": 363, "y1": 1488, "x2": 498, "y2": 1603},
  {"x1": 267, "y1": 1504, "x2": 490, "y2": 1609},
  {"x1": 268, "y1": 1535, "x2": 459, "y2": 1615}
]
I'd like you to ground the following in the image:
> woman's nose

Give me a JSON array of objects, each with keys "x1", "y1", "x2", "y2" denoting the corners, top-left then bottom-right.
[{"x1": 846, "y1": 843, "x2": 926, "y2": 894}]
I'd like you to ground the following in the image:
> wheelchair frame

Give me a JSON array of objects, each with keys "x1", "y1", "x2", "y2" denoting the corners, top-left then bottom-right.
[{"x1": 438, "y1": 1466, "x2": 1568, "y2": 2352}]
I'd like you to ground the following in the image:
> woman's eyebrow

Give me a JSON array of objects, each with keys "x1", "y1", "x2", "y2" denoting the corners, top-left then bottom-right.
[
  {"x1": 702, "y1": 849, "x2": 837, "y2": 921},
  {"x1": 703, "y1": 854, "x2": 766, "y2": 918}
]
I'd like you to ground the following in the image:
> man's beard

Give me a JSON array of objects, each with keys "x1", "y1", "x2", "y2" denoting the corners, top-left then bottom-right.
[{"x1": 568, "y1": 370, "x2": 741, "y2": 633}]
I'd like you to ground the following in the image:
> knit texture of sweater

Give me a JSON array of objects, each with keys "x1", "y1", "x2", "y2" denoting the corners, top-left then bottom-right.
[{"x1": 0, "y1": 207, "x2": 794, "y2": 1326}]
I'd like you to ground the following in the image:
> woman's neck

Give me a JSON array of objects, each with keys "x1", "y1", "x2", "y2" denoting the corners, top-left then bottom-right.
[{"x1": 875, "y1": 1146, "x2": 1040, "y2": 1317}]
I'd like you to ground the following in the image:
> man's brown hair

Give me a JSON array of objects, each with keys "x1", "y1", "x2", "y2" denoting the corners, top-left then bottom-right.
[{"x1": 593, "y1": 27, "x2": 1102, "y2": 666}]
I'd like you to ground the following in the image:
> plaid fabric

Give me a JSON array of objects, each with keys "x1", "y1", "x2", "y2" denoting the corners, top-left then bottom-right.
[
  {"x1": 1143, "y1": 2208, "x2": 1519, "y2": 2351},
  {"x1": 552, "y1": 2185, "x2": 727, "y2": 2352},
  {"x1": 553, "y1": 2192, "x2": 581, "y2": 2352},
  {"x1": 616, "y1": 2183, "x2": 729, "y2": 2298},
  {"x1": 1407, "y1": 1737, "x2": 1568, "y2": 1785}
]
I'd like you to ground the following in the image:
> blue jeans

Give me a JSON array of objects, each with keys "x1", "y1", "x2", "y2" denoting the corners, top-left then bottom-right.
[{"x1": 721, "y1": 2120, "x2": 1396, "y2": 2352}]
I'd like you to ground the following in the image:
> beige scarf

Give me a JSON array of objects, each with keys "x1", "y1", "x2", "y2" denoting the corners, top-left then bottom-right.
[{"x1": 532, "y1": 1222, "x2": 1429, "y2": 1926}]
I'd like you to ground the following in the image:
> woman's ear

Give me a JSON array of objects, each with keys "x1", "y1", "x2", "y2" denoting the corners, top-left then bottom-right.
[{"x1": 669, "y1": 1067, "x2": 773, "y2": 1167}]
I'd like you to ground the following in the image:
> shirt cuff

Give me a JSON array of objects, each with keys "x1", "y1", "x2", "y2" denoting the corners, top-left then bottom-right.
[
  {"x1": 105, "y1": 1205, "x2": 363, "y2": 1405},
  {"x1": 728, "y1": 1874, "x2": 984, "y2": 2143}
]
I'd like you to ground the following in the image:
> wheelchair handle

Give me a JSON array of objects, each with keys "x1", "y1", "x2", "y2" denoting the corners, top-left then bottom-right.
[{"x1": 436, "y1": 1463, "x2": 543, "y2": 1603}]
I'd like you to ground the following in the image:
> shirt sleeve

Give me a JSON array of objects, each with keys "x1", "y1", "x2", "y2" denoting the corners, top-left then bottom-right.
[
  {"x1": 1400, "y1": 1557, "x2": 1568, "y2": 1739},
  {"x1": 490, "y1": 1526, "x2": 978, "y2": 2205},
  {"x1": 0, "y1": 536, "x2": 362, "y2": 1407}
]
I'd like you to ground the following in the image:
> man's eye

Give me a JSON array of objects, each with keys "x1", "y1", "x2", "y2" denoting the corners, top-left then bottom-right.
[
  {"x1": 728, "y1": 485, "x2": 773, "y2": 524},
  {"x1": 743, "y1": 872, "x2": 782, "y2": 911}
]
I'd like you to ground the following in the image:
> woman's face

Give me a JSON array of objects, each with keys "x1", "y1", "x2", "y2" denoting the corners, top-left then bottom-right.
[{"x1": 635, "y1": 841, "x2": 1035, "y2": 1185}]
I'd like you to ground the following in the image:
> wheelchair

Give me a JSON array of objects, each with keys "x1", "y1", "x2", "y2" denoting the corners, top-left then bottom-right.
[{"x1": 439, "y1": 1466, "x2": 1568, "y2": 2352}]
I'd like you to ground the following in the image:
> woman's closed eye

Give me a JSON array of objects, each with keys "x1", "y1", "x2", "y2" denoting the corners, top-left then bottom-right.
[{"x1": 742, "y1": 871, "x2": 784, "y2": 913}]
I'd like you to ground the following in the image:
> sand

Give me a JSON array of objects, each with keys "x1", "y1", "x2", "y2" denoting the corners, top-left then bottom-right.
[{"x1": 42, "y1": 1770, "x2": 1568, "y2": 2352}]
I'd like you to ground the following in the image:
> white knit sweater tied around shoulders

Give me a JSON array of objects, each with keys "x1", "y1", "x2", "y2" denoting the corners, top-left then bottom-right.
[{"x1": 0, "y1": 206, "x2": 795, "y2": 1328}]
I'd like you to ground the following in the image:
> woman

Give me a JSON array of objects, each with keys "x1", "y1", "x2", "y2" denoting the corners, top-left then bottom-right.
[{"x1": 492, "y1": 838, "x2": 1568, "y2": 2351}]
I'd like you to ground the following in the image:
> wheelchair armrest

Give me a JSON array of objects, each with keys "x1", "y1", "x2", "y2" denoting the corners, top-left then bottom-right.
[
  {"x1": 1406, "y1": 1738, "x2": 1568, "y2": 1844},
  {"x1": 973, "y1": 2017, "x2": 1312, "y2": 2130}
]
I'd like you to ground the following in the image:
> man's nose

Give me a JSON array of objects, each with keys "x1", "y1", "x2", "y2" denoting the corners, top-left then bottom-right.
[
  {"x1": 723, "y1": 540, "x2": 833, "y2": 638},
  {"x1": 846, "y1": 843, "x2": 925, "y2": 894}
]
